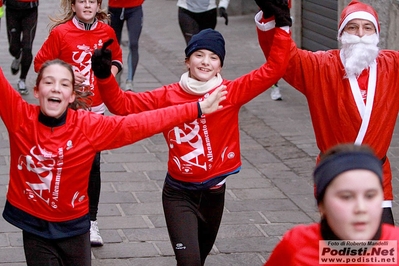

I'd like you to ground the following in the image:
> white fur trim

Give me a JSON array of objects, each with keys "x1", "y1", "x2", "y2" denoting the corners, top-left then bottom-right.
[
  {"x1": 382, "y1": 200, "x2": 392, "y2": 208},
  {"x1": 255, "y1": 11, "x2": 276, "y2": 31}
]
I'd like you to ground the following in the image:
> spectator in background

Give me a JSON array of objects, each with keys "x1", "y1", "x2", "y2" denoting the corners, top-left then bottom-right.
[
  {"x1": 177, "y1": 0, "x2": 229, "y2": 44},
  {"x1": 267, "y1": 0, "x2": 291, "y2": 102},
  {"x1": 108, "y1": 0, "x2": 144, "y2": 91},
  {"x1": 5, "y1": 0, "x2": 39, "y2": 95}
]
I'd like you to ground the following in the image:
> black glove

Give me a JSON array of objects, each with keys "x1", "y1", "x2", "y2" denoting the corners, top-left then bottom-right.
[
  {"x1": 91, "y1": 39, "x2": 114, "y2": 79},
  {"x1": 273, "y1": 2, "x2": 291, "y2": 27},
  {"x1": 218, "y1": 7, "x2": 228, "y2": 26},
  {"x1": 254, "y1": 0, "x2": 291, "y2": 27},
  {"x1": 254, "y1": 0, "x2": 273, "y2": 18},
  {"x1": 273, "y1": 0, "x2": 290, "y2": 5}
]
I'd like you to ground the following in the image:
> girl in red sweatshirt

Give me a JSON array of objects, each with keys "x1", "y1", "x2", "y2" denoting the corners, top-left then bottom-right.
[{"x1": 0, "y1": 58, "x2": 226, "y2": 265}]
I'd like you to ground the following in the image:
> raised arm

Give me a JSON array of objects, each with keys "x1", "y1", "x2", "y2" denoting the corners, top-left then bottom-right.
[
  {"x1": 89, "y1": 85, "x2": 227, "y2": 151},
  {"x1": 0, "y1": 68, "x2": 29, "y2": 132},
  {"x1": 255, "y1": 0, "x2": 319, "y2": 94},
  {"x1": 225, "y1": 0, "x2": 291, "y2": 105},
  {"x1": 91, "y1": 39, "x2": 174, "y2": 115}
]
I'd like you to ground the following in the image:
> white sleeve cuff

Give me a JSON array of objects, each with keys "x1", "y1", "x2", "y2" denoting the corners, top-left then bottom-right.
[
  {"x1": 255, "y1": 11, "x2": 276, "y2": 31},
  {"x1": 255, "y1": 11, "x2": 290, "y2": 33}
]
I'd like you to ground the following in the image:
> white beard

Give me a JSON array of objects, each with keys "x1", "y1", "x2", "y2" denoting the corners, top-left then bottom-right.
[{"x1": 339, "y1": 32, "x2": 379, "y2": 78}]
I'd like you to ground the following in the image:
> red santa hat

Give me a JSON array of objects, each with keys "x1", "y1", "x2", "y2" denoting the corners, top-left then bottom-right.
[{"x1": 338, "y1": 0, "x2": 379, "y2": 36}]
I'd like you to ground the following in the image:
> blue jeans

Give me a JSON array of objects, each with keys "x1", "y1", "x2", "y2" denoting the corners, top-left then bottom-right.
[{"x1": 109, "y1": 6, "x2": 143, "y2": 82}]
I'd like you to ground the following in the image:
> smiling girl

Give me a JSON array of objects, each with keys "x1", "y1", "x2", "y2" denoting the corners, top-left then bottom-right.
[
  {"x1": 0, "y1": 59, "x2": 226, "y2": 265},
  {"x1": 34, "y1": 0, "x2": 123, "y2": 246},
  {"x1": 91, "y1": 17, "x2": 291, "y2": 264}
]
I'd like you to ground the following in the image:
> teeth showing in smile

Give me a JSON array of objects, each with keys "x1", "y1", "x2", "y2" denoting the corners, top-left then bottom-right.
[{"x1": 49, "y1": 97, "x2": 61, "y2": 103}]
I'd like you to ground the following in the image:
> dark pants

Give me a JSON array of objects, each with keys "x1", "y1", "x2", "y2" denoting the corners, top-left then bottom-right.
[
  {"x1": 23, "y1": 231, "x2": 91, "y2": 266},
  {"x1": 5, "y1": 6, "x2": 37, "y2": 80},
  {"x1": 109, "y1": 6, "x2": 143, "y2": 82},
  {"x1": 162, "y1": 182, "x2": 225, "y2": 266},
  {"x1": 88, "y1": 151, "x2": 101, "y2": 221},
  {"x1": 178, "y1": 7, "x2": 217, "y2": 44}
]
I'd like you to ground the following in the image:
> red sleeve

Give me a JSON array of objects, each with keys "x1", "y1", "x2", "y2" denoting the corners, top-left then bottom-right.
[
  {"x1": 264, "y1": 234, "x2": 295, "y2": 266},
  {"x1": 96, "y1": 75, "x2": 170, "y2": 115},
  {"x1": 256, "y1": 14, "x2": 327, "y2": 95},
  {"x1": 256, "y1": 0, "x2": 292, "y2": 60},
  {"x1": 83, "y1": 101, "x2": 199, "y2": 151},
  {"x1": 0, "y1": 68, "x2": 32, "y2": 132},
  {"x1": 34, "y1": 29, "x2": 62, "y2": 72},
  {"x1": 227, "y1": 28, "x2": 291, "y2": 106},
  {"x1": 257, "y1": 25, "x2": 276, "y2": 60}
]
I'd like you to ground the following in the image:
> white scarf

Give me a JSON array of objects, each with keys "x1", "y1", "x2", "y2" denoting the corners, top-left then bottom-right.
[{"x1": 179, "y1": 72, "x2": 223, "y2": 95}]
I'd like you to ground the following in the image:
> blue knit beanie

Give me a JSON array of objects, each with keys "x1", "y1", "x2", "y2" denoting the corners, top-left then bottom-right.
[{"x1": 185, "y1": 29, "x2": 226, "y2": 66}]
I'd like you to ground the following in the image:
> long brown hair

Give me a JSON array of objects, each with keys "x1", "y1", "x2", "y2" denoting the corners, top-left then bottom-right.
[
  {"x1": 35, "y1": 59, "x2": 92, "y2": 110},
  {"x1": 49, "y1": 0, "x2": 109, "y2": 32}
]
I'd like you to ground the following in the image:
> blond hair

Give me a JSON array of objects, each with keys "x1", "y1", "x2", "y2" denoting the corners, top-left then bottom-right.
[{"x1": 49, "y1": 0, "x2": 109, "y2": 32}]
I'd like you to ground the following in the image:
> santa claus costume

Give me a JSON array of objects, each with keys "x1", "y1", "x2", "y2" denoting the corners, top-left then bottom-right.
[{"x1": 256, "y1": 0, "x2": 399, "y2": 224}]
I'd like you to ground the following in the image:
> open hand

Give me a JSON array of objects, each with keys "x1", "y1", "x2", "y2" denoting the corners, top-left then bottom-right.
[{"x1": 199, "y1": 85, "x2": 227, "y2": 115}]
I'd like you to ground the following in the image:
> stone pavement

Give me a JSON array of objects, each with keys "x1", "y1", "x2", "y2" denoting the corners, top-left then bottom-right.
[{"x1": 0, "y1": 0, "x2": 399, "y2": 265}]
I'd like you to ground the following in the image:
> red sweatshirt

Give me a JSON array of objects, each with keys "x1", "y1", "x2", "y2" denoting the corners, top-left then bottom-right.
[
  {"x1": 0, "y1": 68, "x2": 200, "y2": 222},
  {"x1": 265, "y1": 223, "x2": 399, "y2": 266},
  {"x1": 97, "y1": 28, "x2": 291, "y2": 184},
  {"x1": 34, "y1": 17, "x2": 122, "y2": 114}
]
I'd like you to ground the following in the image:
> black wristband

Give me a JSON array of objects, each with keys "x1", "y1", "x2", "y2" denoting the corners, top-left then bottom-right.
[
  {"x1": 197, "y1": 102, "x2": 202, "y2": 118},
  {"x1": 112, "y1": 61, "x2": 123, "y2": 74}
]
